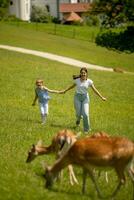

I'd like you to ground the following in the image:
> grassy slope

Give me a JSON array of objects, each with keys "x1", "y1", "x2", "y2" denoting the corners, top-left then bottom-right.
[
  {"x1": 0, "y1": 48, "x2": 133, "y2": 200},
  {"x1": 0, "y1": 22, "x2": 134, "y2": 72}
]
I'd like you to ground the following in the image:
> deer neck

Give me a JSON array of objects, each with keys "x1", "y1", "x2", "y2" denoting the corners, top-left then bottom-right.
[
  {"x1": 36, "y1": 145, "x2": 53, "y2": 155},
  {"x1": 50, "y1": 155, "x2": 71, "y2": 175}
]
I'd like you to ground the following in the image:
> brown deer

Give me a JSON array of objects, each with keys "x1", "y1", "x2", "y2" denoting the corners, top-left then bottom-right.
[
  {"x1": 44, "y1": 136, "x2": 134, "y2": 199},
  {"x1": 26, "y1": 129, "x2": 78, "y2": 185},
  {"x1": 90, "y1": 131, "x2": 110, "y2": 183}
]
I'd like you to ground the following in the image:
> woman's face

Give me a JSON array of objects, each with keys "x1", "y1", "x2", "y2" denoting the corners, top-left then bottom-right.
[{"x1": 80, "y1": 70, "x2": 87, "y2": 80}]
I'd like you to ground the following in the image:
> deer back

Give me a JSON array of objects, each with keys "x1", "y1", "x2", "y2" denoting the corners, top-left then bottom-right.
[{"x1": 67, "y1": 137, "x2": 134, "y2": 167}]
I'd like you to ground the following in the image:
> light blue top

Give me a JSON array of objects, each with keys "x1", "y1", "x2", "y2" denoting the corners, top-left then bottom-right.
[{"x1": 35, "y1": 88, "x2": 51, "y2": 103}]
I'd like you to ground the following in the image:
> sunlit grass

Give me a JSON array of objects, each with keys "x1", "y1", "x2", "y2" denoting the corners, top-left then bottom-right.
[
  {"x1": 0, "y1": 22, "x2": 134, "y2": 72},
  {"x1": 0, "y1": 48, "x2": 133, "y2": 200}
]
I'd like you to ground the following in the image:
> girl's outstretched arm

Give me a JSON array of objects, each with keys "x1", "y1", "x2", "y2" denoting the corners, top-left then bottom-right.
[
  {"x1": 64, "y1": 84, "x2": 76, "y2": 93},
  {"x1": 42, "y1": 86, "x2": 64, "y2": 94},
  {"x1": 91, "y1": 84, "x2": 107, "y2": 101}
]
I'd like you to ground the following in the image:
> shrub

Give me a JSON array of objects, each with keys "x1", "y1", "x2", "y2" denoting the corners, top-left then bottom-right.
[
  {"x1": 95, "y1": 26, "x2": 134, "y2": 52},
  {"x1": 30, "y1": 5, "x2": 52, "y2": 23},
  {"x1": 1, "y1": 14, "x2": 22, "y2": 22},
  {"x1": 83, "y1": 15, "x2": 100, "y2": 26},
  {"x1": 52, "y1": 17, "x2": 61, "y2": 24}
]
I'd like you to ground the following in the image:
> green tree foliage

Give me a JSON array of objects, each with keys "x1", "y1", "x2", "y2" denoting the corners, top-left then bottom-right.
[
  {"x1": 0, "y1": 0, "x2": 9, "y2": 19},
  {"x1": 0, "y1": 0, "x2": 9, "y2": 7},
  {"x1": 96, "y1": 26, "x2": 134, "y2": 52},
  {"x1": 91, "y1": 0, "x2": 134, "y2": 27}
]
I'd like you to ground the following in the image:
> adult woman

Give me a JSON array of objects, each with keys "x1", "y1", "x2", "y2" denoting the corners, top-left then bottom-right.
[{"x1": 64, "y1": 68, "x2": 106, "y2": 133}]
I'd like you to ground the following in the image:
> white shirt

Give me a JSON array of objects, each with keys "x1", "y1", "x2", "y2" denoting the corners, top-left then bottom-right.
[{"x1": 74, "y1": 78, "x2": 93, "y2": 94}]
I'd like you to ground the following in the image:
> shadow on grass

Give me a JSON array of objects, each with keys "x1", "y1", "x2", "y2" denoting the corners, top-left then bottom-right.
[
  {"x1": 50, "y1": 123, "x2": 76, "y2": 130},
  {"x1": 34, "y1": 171, "x2": 97, "y2": 200},
  {"x1": 46, "y1": 187, "x2": 96, "y2": 200}
]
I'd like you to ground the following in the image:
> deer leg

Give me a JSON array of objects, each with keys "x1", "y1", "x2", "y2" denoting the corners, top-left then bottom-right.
[
  {"x1": 128, "y1": 168, "x2": 134, "y2": 182},
  {"x1": 97, "y1": 170, "x2": 108, "y2": 183},
  {"x1": 127, "y1": 167, "x2": 134, "y2": 200},
  {"x1": 87, "y1": 168, "x2": 104, "y2": 198},
  {"x1": 68, "y1": 165, "x2": 79, "y2": 185},
  {"x1": 82, "y1": 169, "x2": 88, "y2": 194},
  {"x1": 86, "y1": 168, "x2": 122, "y2": 199},
  {"x1": 110, "y1": 167, "x2": 126, "y2": 198},
  {"x1": 105, "y1": 172, "x2": 109, "y2": 183}
]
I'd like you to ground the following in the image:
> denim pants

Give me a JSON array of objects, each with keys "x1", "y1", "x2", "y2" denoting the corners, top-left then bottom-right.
[
  {"x1": 74, "y1": 93, "x2": 90, "y2": 132},
  {"x1": 39, "y1": 102, "x2": 48, "y2": 116}
]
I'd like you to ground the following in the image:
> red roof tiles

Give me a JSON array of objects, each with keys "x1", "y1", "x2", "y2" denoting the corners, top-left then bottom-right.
[{"x1": 60, "y1": 3, "x2": 91, "y2": 13}]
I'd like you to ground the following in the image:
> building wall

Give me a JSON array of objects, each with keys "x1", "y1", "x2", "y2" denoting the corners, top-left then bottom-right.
[
  {"x1": 31, "y1": 0, "x2": 72, "y2": 18},
  {"x1": 9, "y1": 0, "x2": 20, "y2": 18},
  {"x1": 9, "y1": 0, "x2": 30, "y2": 21},
  {"x1": 9, "y1": 0, "x2": 93, "y2": 21}
]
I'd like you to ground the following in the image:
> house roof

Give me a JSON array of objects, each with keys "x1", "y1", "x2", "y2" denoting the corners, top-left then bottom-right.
[
  {"x1": 63, "y1": 12, "x2": 82, "y2": 22},
  {"x1": 60, "y1": 3, "x2": 91, "y2": 13}
]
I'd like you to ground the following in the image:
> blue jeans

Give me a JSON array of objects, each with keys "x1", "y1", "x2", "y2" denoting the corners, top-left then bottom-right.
[
  {"x1": 39, "y1": 102, "x2": 48, "y2": 116},
  {"x1": 74, "y1": 93, "x2": 90, "y2": 132}
]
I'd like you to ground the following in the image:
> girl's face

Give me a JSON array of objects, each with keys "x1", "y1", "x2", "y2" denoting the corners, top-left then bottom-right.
[
  {"x1": 80, "y1": 70, "x2": 87, "y2": 80},
  {"x1": 36, "y1": 80, "x2": 43, "y2": 88}
]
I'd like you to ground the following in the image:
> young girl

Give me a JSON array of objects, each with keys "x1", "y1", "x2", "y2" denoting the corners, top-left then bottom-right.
[
  {"x1": 63, "y1": 67, "x2": 107, "y2": 134},
  {"x1": 32, "y1": 79, "x2": 64, "y2": 124}
]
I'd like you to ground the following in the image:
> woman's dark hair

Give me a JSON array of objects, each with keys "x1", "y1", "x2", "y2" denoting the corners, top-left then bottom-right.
[
  {"x1": 73, "y1": 75, "x2": 81, "y2": 79},
  {"x1": 73, "y1": 67, "x2": 88, "y2": 80},
  {"x1": 80, "y1": 67, "x2": 88, "y2": 74}
]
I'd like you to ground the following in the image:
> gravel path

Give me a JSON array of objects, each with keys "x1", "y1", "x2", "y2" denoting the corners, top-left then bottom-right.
[{"x1": 0, "y1": 44, "x2": 132, "y2": 75}]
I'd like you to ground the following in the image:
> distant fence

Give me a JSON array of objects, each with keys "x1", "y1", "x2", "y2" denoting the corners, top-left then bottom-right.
[{"x1": 2, "y1": 21, "x2": 99, "y2": 42}]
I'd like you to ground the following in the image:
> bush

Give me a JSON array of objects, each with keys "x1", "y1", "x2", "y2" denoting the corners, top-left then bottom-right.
[
  {"x1": 83, "y1": 15, "x2": 100, "y2": 26},
  {"x1": 52, "y1": 17, "x2": 61, "y2": 24},
  {"x1": 95, "y1": 26, "x2": 134, "y2": 52},
  {"x1": 30, "y1": 5, "x2": 52, "y2": 23},
  {"x1": 1, "y1": 15, "x2": 22, "y2": 22},
  {"x1": 0, "y1": 7, "x2": 8, "y2": 20}
]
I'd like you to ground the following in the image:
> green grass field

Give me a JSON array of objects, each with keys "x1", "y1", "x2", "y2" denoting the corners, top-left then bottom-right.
[
  {"x1": 0, "y1": 22, "x2": 134, "y2": 72},
  {"x1": 0, "y1": 22, "x2": 134, "y2": 200}
]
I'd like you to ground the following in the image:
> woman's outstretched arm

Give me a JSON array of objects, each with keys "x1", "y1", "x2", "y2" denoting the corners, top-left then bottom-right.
[{"x1": 91, "y1": 84, "x2": 107, "y2": 101}]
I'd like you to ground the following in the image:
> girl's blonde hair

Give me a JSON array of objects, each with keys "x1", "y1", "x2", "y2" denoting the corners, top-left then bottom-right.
[{"x1": 36, "y1": 79, "x2": 43, "y2": 84}]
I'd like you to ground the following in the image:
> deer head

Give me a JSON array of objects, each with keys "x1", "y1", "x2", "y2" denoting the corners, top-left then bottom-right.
[
  {"x1": 26, "y1": 144, "x2": 38, "y2": 163},
  {"x1": 26, "y1": 140, "x2": 44, "y2": 163}
]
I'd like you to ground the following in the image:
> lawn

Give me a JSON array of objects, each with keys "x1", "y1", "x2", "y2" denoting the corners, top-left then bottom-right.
[
  {"x1": 0, "y1": 22, "x2": 134, "y2": 72},
  {"x1": 0, "y1": 46, "x2": 133, "y2": 200},
  {"x1": 0, "y1": 21, "x2": 134, "y2": 200}
]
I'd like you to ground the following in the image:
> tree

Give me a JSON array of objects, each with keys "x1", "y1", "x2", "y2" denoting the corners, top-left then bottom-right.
[
  {"x1": 0, "y1": 0, "x2": 9, "y2": 19},
  {"x1": 90, "y1": 0, "x2": 134, "y2": 28},
  {"x1": 0, "y1": 0, "x2": 9, "y2": 7}
]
